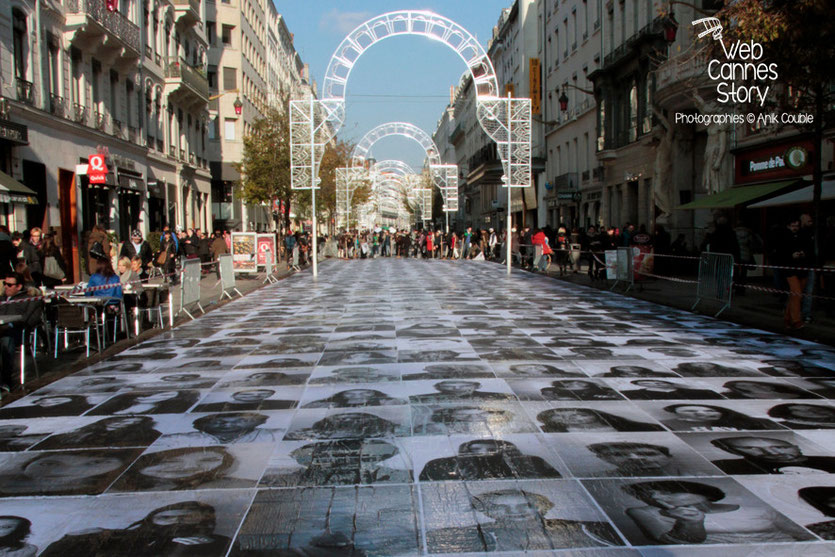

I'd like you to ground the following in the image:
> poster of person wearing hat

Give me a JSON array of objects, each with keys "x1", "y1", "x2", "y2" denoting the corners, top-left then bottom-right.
[{"x1": 231, "y1": 233, "x2": 257, "y2": 272}]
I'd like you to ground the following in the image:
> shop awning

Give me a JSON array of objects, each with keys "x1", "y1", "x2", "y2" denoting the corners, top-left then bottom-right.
[
  {"x1": 748, "y1": 180, "x2": 835, "y2": 208},
  {"x1": 677, "y1": 180, "x2": 800, "y2": 210},
  {"x1": 0, "y1": 170, "x2": 38, "y2": 204}
]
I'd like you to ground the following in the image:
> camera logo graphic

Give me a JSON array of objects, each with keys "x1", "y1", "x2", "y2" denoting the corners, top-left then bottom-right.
[{"x1": 692, "y1": 17, "x2": 723, "y2": 41}]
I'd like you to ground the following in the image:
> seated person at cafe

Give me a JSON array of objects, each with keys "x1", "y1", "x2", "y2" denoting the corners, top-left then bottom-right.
[
  {"x1": 130, "y1": 256, "x2": 148, "y2": 281},
  {"x1": 0, "y1": 272, "x2": 44, "y2": 392},
  {"x1": 87, "y1": 245, "x2": 122, "y2": 303},
  {"x1": 117, "y1": 256, "x2": 146, "y2": 320}
]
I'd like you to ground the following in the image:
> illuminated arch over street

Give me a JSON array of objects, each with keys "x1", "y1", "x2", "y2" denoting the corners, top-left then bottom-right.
[
  {"x1": 323, "y1": 11, "x2": 499, "y2": 102},
  {"x1": 291, "y1": 10, "x2": 531, "y2": 273},
  {"x1": 351, "y1": 122, "x2": 441, "y2": 168}
]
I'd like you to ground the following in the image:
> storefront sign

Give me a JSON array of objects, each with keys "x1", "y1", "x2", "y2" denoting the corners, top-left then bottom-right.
[
  {"x1": 529, "y1": 58, "x2": 541, "y2": 115},
  {"x1": 88, "y1": 155, "x2": 108, "y2": 184},
  {"x1": 256, "y1": 234, "x2": 277, "y2": 267},
  {"x1": 735, "y1": 139, "x2": 814, "y2": 184},
  {"x1": 231, "y1": 232, "x2": 257, "y2": 272},
  {"x1": 557, "y1": 190, "x2": 581, "y2": 201},
  {"x1": 0, "y1": 119, "x2": 27, "y2": 144}
]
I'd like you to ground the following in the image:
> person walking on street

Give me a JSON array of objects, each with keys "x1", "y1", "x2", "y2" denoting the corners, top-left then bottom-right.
[
  {"x1": 211, "y1": 231, "x2": 229, "y2": 279},
  {"x1": 12, "y1": 230, "x2": 43, "y2": 286},
  {"x1": 800, "y1": 213, "x2": 816, "y2": 322},
  {"x1": 39, "y1": 232, "x2": 69, "y2": 288},
  {"x1": 157, "y1": 231, "x2": 178, "y2": 285},
  {"x1": 86, "y1": 225, "x2": 110, "y2": 277},
  {"x1": 119, "y1": 230, "x2": 153, "y2": 272},
  {"x1": 777, "y1": 216, "x2": 812, "y2": 330}
]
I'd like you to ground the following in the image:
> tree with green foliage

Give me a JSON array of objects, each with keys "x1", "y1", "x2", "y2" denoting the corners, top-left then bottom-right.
[
  {"x1": 235, "y1": 93, "x2": 292, "y2": 232},
  {"x1": 708, "y1": 0, "x2": 835, "y2": 263}
]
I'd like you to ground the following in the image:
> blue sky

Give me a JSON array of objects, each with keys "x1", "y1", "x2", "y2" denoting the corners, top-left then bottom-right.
[{"x1": 274, "y1": 0, "x2": 513, "y2": 169}]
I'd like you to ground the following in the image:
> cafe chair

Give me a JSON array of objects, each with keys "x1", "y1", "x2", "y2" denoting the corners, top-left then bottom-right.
[
  {"x1": 54, "y1": 304, "x2": 98, "y2": 358},
  {"x1": 134, "y1": 286, "x2": 168, "y2": 334},
  {"x1": 19, "y1": 326, "x2": 40, "y2": 386},
  {"x1": 102, "y1": 299, "x2": 130, "y2": 343}
]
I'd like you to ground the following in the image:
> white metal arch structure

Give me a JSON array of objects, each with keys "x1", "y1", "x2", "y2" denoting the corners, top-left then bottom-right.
[
  {"x1": 336, "y1": 166, "x2": 368, "y2": 230},
  {"x1": 291, "y1": 10, "x2": 532, "y2": 274},
  {"x1": 323, "y1": 11, "x2": 498, "y2": 101},
  {"x1": 350, "y1": 122, "x2": 441, "y2": 168},
  {"x1": 373, "y1": 160, "x2": 415, "y2": 177}
]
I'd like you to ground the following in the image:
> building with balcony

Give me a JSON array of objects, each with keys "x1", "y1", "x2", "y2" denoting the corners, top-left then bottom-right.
[
  {"x1": 143, "y1": 0, "x2": 212, "y2": 235},
  {"x1": 542, "y1": 0, "x2": 603, "y2": 229},
  {"x1": 0, "y1": 0, "x2": 216, "y2": 280},
  {"x1": 586, "y1": 1, "x2": 676, "y2": 232},
  {"x1": 486, "y1": 0, "x2": 545, "y2": 230},
  {"x1": 435, "y1": 0, "x2": 545, "y2": 232},
  {"x1": 206, "y1": 0, "x2": 312, "y2": 232}
]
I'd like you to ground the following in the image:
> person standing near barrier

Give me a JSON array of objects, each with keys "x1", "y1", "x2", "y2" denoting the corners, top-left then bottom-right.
[
  {"x1": 487, "y1": 228, "x2": 497, "y2": 260},
  {"x1": 197, "y1": 230, "x2": 211, "y2": 271},
  {"x1": 777, "y1": 216, "x2": 812, "y2": 330},
  {"x1": 119, "y1": 230, "x2": 153, "y2": 273},
  {"x1": 284, "y1": 230, "x2": 296, "y2": 263},
  {"x1": 733, "y1": 222, "x2": 761, "y2": 295},
  {"x1": 621, "y1": 223, "x2": 635, "y2": 247},
  {"x1": 157, "y1": 231, "x2": 178, "y2": 285},
  {"x1": 701, "y1": 217, "x2": 740, "y2": 261},
  {"x1": 211, "y1": 231, "x2": 229, "y2": 279},
  {"x1": 800, "y1": 213, "x2": 816, "y2": 322}
]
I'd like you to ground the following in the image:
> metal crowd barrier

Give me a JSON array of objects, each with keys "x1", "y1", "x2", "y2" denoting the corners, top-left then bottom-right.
[
  {"x1": 610, "y1": 247, "x2": 634, "y2": 292},
  {"x1": 692, "y1": 251, "x2": 735, "y2": 317},
  {"x1": 263, "y1": 249, "x2": 278, "y2": 284},
  {"x1": 219, "y1": 254, "x2": 243, "y2": 300},
  {"x1": 178, "y1": 258, "x2": 205, "y2": 319}
]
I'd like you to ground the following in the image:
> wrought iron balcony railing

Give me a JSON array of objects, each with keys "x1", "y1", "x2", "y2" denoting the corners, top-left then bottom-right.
[
  {"x1": 50, "y1": 95, "x2": 65, "y2": 117},
  {"x1": 112, "y1": 118, "x2": 123, "y2": 138},
  {"x1": 65, "y1": 0, "x2": 141, "y2": 55},
  {"x1": 16, "y1": 79, "x2": 34, "y2": 105},
  {"x1": 73, "y1": 103, "x2": 88, "y2": 124},
  {"x1": 94, "y1": 109, "x2": 107, "y2": 131},
  {"x1": 164, "y1": 57, "x2": 209, "y2": 102}
]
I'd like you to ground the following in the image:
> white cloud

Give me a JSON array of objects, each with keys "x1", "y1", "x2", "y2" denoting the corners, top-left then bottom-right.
[{"x1": 319, "y1": 8, "x2": 375, "y2": 36}]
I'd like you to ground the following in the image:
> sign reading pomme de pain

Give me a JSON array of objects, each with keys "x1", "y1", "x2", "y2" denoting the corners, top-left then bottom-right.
[{"x1": 735, "y1": 140, "x2": 814, "y2": 184}]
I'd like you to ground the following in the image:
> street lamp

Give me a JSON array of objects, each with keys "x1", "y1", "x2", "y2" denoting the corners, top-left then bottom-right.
[
  {"x1": 663, "y1": 13, "x2": 679, "y2": 43},
  {"x1": 558, "y1": 91, "x2": 569, "y2": 112},
  {"x1": 558, "y1": 83, "x2": 595, "y2": 113},
  {"x1": 233, "y1": 96, "x2": 243, "y2": 115}
]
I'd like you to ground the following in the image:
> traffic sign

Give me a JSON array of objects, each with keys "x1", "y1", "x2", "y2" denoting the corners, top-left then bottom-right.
[{"x1": 88, "y1": 155, "x2": 108, "y2": 184}]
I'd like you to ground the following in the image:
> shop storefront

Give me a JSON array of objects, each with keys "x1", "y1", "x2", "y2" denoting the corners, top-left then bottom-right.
[
  {"x1": 0, "y1": 170, "x2": 38, "y2": 231},
  {"x1": 147, "y1": 178, "x2": 166, "y2": 232},
  {"x1": 0, "y1": 114, "x2": 32, "y2": 231},
  {"x1": 679, "y1": 138, "x2": 814, "y2": 215}
]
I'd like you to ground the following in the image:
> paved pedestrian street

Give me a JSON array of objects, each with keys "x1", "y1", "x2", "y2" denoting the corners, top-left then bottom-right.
[{"x1": 2, "y1": 259, "x2": 835, "y2": 556}]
